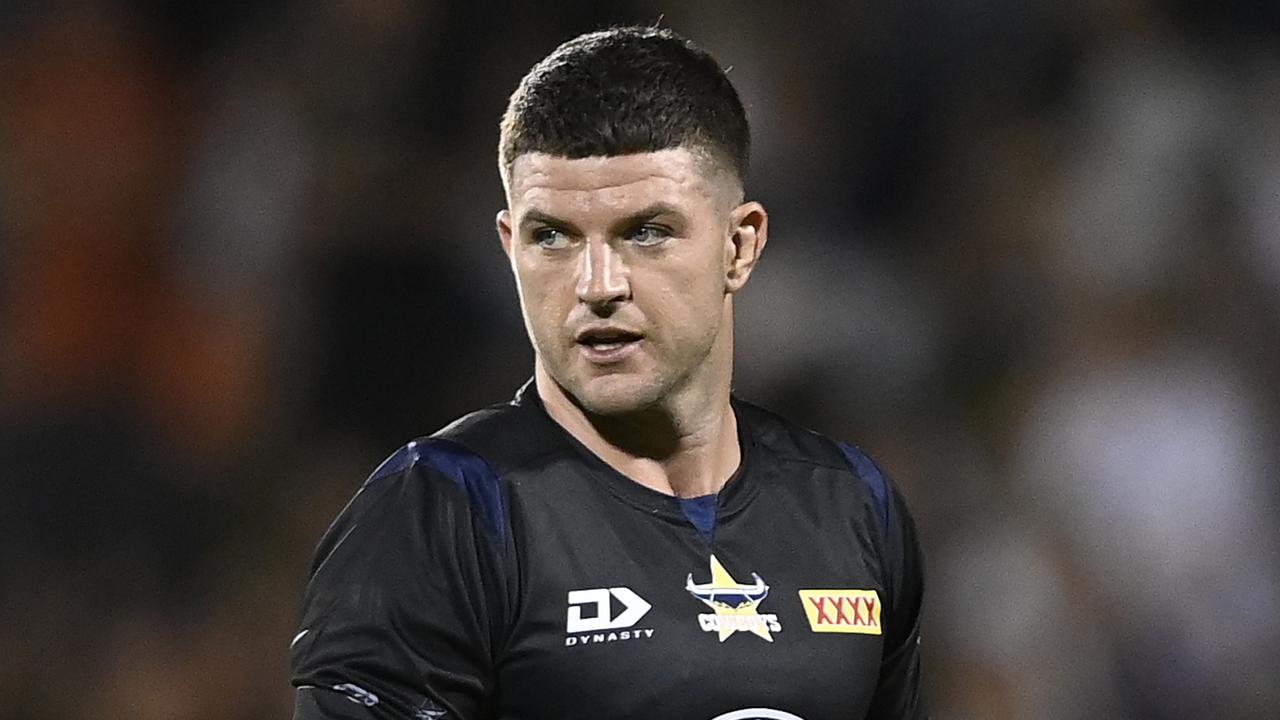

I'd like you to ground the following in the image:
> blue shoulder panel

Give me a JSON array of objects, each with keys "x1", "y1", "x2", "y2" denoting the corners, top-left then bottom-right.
[
  {"x1": 837, "y1": 442, "x2": 892, "y2": 543},
  {"x1": 367, "y1": 443, "x2": 417, "y2": 483},
  {"x1": 366, "y1": 438, "x2": 507, "y2": 545}
]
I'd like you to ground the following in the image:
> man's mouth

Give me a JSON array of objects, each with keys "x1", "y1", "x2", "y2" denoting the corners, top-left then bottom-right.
[{"x1": 575, "y1": 326, "x2": 644, "y2": 363}]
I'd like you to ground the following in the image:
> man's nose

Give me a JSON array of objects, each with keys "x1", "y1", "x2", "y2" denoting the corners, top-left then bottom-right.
[{"x1": 576, "y1": 238, "x2": 629, "y2": 306}]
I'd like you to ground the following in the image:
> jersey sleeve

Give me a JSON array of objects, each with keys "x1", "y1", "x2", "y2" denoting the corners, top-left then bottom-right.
[
  {"x1": 838, "y1": 444, "x2": 927, "y2": 719},
  {"x1": 290, "y1": 439, "x2": 512, "y2": 720},
  {"x1": 865, "y1": 478, "x2": 926, "y2": 719}
]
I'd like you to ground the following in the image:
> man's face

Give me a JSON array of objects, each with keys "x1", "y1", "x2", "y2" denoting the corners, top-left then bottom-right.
[{"x1": 498, "y1": 147, "x2": 764, "y2": 416}]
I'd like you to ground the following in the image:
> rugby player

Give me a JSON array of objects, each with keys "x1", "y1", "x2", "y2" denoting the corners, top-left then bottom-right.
[{"x1": 291, "y1": 26, "x2": 926, "y2": 720}]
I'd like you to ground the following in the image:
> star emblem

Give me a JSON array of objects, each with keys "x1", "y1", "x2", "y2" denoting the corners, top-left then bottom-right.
[{"x1": 685, "y1": 554, "x2": 778, "y2": 642}]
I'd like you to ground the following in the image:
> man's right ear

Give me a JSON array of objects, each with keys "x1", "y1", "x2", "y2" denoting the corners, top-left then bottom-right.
[{"x1": 497, "y1": 209, "x2": 514, "y2": 256}]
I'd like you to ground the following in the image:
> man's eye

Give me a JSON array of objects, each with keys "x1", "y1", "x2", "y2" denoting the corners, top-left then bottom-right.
[
  {"x1": 533, "y1": 228, "x2": 570, "y2": 249},
  {"x1": 629, "y1": 225, "x2": 671, "y2": 246}
]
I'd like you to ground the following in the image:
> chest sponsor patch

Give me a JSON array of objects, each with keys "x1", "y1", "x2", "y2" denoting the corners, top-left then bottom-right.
[
  {"x1": 797, "y1": 589, "x2": 882, "y2": 634},
  {"x1": 564, "y1": 587, "x2": 655, "y2": 647}
]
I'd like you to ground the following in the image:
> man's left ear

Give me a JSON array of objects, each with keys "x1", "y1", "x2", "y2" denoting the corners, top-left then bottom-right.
[
  {"x1": 725, "y1": 201, "x2": 768, "y2": 293},
  {"x1": 497, "y1": 209, "x2": 515, "y2": 257}
]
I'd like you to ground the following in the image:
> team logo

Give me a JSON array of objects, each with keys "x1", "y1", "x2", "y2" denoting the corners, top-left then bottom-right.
[
  {"x1": 797, "y1": 589, "x2": 882, "y2": 634},
  {"x1": 709, "y1": 710, "x2": 805, "y2": 720},
  {"x1": 564, "y1": 587, "x2": 655, "y2": 646},
  {"x1": 686, "y1": 555, "x2": 782, "y2": 642}
]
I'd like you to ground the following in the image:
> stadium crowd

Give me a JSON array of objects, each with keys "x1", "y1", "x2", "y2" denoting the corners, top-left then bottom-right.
[{"x1": 2, "y1": 1, "x2": 1277, "y2": 717}]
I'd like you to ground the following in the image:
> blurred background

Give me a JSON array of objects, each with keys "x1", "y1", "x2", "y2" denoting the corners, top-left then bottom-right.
[{"x1": 2, "y1": 1, "x2": 1278, "y2": 718}]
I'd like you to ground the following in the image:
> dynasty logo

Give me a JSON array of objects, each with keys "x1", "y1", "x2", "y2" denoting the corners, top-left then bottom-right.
[
  {"x1": 686, "y1": 555, "x2": 782, "y2": 642},
  {"x1": 797, "y1": 589, "x2": 882, "y2": 634},
  {"x1": 564, "y1": 587, "x2": 655, "y2": 647}
]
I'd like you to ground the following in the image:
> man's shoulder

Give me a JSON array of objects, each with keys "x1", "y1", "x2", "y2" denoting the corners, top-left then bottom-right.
[
  {"x1": 426, "y1": 395, "x2": 566, "y2": 474},
  {"x1": 358, "y1": 387, "x2": 561, "y2": 490},
  {"x1": 736, "y1": 397, "x2": 896, "y2": 527},
  {"x1": 734, "y1": 397, "x2": 850, "y2": 473},
  {"x1": 344, "y1": 397, "x2": 560, "y2": 547},
  {"x1": 366, "y1": 398, "x2": 557, "y2": 482}
]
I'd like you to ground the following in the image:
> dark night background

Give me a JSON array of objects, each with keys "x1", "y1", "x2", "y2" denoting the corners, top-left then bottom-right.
[{"x1": 2, "y1": 1, "x2": 1278, "y2": 717}]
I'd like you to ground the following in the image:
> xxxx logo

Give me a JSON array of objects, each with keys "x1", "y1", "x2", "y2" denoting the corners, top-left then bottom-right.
[{"x1": 797, "y1": 589, "x2": 881, "y2": 634}]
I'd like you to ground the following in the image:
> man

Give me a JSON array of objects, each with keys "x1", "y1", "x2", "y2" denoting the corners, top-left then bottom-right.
[{"x1": 291, "y1": 26, "x2": 925, "y2": 720}]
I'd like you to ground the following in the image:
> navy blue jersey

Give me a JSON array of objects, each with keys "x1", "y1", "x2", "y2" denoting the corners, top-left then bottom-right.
[{"x1": 291, "y1": 382, "x2": 925, "y2": 719}]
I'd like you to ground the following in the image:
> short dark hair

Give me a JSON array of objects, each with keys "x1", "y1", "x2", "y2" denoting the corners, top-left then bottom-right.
[{"x1": 499, "y1": 26, "x2": 749, "y2": 191}]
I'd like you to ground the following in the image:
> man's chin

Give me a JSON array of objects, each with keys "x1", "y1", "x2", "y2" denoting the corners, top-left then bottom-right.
[{"x1": 569, "y1": 374, "x2": 664, "y2": 417}]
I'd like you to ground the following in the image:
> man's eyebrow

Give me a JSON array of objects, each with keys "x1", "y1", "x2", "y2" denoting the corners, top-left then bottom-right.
[
  {"x1": 518, "y1": 203, "x2": 685, "y2": 235},
  {"x1": 608, "y1": 203, "x2": 684, "y2": 234},
  {"x1": 518, "y1": 208, "x2": 579, "y2": 234}
]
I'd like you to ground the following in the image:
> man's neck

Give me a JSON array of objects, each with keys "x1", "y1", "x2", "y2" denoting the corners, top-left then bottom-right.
[{"x1": 535, "y1": 367, "x2": 740, "y2": 499}]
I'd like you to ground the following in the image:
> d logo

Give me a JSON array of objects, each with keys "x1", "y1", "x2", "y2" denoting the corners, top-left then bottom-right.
[{"x1": 566, "y1": 587, "x2": 652, "y2": 633}]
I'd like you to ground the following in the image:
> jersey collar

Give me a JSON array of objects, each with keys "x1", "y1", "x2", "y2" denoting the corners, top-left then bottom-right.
[{"x1": 510, "y1": 378, "x2": 761, "y2": 527}]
